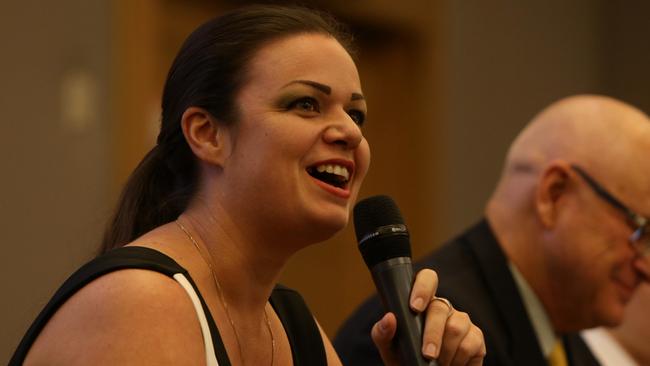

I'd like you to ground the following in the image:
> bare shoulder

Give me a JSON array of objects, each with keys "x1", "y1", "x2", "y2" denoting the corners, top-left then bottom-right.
[{"x1": 24, "y1": 268, "x2": 206, "y2": 365}]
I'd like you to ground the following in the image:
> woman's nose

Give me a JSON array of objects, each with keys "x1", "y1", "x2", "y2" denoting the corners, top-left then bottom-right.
[{"x1": 322, "y1": 112, "x2": 363, "y2": 149}]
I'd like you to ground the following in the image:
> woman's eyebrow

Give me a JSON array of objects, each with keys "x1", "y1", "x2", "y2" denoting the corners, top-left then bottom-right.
[
  {"x1": 283, "y1": 80, "x2": 331, "y2": 94},
  {"x1": 283, "y1": 80, "x2": 365, "y2": 101}
]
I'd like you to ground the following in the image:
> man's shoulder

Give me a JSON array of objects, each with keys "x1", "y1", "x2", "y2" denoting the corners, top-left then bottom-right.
[{"x1": 414, "y1": 219, "x2": 494, "y2": 276}]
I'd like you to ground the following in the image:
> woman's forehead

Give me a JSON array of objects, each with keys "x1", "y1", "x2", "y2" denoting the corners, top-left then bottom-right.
[{"x1": 244, "y1": 33, "x2": 360, "y2": 90}]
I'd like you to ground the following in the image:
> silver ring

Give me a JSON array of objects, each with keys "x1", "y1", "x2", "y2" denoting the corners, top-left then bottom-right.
[{"x1": 431, "y1": 296, "x2": 454, "y2": 317}]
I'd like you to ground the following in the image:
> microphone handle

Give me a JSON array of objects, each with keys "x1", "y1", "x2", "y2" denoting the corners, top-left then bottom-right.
[{"x1": 371, "y1": 257, "x2": 438, "y2": 366}]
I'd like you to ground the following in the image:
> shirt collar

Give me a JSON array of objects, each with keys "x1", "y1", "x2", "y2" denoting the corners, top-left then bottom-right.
[
  {"x1": 509, "y1": 262, "x2": 557, "y2": 357},
  {"x1": 581, "y1": 328, "x2": 639, "y2": 366}
]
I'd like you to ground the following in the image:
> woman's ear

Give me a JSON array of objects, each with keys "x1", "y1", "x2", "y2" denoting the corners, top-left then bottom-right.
[
  {"x1": 181, "y1": 107, "x2": 231, "y2": 167},
  {"x1": 535, "y1": 161, "x2": 572, "y2": 228}
]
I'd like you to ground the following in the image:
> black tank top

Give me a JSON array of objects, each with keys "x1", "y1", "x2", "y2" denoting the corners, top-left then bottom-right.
[{"x1": 10, "y1": 246, "x2": 327, "y2": 365}]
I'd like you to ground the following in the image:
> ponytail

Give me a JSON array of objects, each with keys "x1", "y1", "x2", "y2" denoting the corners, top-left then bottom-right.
[{"x1": 99, "y1": 139, "x2": 196, "y2": 254}]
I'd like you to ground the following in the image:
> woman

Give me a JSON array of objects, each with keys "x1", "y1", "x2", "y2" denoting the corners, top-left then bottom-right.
[{"x1": 12, "y1": 5, "x2": 485, "y2": 365}]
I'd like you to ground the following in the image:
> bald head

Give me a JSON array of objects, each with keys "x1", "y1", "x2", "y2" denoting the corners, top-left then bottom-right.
[
  {"x1": 492, "y1": 95, "x2": 650, "y2": 210},
  {"x1": 509, "y1": 95, "x2": 648, "y2": 176}
]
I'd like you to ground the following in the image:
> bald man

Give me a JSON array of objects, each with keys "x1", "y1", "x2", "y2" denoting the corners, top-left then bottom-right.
[{"x1": 334, "y1": 95, "x2": 650, "y2": 366}]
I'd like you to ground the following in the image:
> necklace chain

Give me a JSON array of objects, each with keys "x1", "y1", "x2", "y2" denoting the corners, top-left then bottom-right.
[{"x1": 175, "y1": 220, "x2": 275, "y2": 366}]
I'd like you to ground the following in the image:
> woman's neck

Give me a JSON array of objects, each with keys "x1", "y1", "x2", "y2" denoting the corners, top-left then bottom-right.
[{"x1": 178, "y1": 205, "x2": 287, "y2": 312}]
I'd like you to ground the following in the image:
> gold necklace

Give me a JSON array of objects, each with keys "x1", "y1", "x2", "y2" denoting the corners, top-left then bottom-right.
[{"x1": 175, "y1": 220, "x2": 275, "y2": 366}]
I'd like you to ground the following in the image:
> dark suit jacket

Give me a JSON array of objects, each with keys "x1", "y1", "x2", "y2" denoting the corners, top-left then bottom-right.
[{"x1": 334, "y1": 220, "x2": 599, "y2": 366}]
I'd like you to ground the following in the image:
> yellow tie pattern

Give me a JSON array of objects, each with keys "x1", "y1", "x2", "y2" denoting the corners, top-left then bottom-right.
[{"x1": 548, "y1": 339, "x2": 568, "y2": 366}]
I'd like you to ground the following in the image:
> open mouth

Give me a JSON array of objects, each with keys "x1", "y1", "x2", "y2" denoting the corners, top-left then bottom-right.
[{"x1": 307, "y1": 163, "x2": 350, "y2": 189}]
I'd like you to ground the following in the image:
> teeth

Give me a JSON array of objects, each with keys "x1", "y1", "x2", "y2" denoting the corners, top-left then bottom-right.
[{"x1": 316, "y1": 164, "x2": 350, "y2": 180}]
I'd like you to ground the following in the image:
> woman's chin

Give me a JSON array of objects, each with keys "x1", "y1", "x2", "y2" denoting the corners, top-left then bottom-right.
[{"x1": 300, "y1": 212, "x2": 350, "y2": 244}]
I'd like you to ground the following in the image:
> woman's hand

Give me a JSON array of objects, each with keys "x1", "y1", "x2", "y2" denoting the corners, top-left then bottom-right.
[{"x1": 370, "y1": 269, "x2": 486, "y2": 366}]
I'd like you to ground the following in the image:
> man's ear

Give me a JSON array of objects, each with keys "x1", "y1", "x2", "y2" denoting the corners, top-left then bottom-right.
[
  {"x1": 535, "y1": 161, "x2": 572, "y2": 228},
  {"x1": 181, "y1": 107, "x2": 231, "y2": 167}
]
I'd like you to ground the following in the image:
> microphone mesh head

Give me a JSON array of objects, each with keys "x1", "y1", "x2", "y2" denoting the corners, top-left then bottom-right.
[
  {"x1": 353, "y1": 195, "x2": 405, "y2": 243},
  {"x1": 353, "y1": 195, "x2": 411, "y2": 268}
]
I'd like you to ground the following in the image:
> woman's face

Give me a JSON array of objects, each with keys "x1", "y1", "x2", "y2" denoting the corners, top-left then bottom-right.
[{"x1": 221, "y1": 33, "x2": 370, "y2": 244}]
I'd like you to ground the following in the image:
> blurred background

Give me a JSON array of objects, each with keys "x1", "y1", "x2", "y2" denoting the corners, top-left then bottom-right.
[{"x1": 1, "y1": 0, "x2": 648, "y2": 360}]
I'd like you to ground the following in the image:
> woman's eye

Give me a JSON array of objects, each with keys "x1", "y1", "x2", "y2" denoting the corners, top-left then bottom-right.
[
  {"x1": 348, "y1": 110, "x2": 366, "y2": 126},
  {"x1": 289, "y1": 97, "x2": 320, "y2": 113}
]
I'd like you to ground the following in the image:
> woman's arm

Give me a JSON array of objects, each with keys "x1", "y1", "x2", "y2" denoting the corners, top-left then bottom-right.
[{"x1": 24, "y1": 269, "x2": 206, "y2": 365}]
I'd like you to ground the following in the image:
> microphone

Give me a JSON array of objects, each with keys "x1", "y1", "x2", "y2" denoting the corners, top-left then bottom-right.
[{"x1": 354, "y1": 195, "x2": 436, "y2": 366}]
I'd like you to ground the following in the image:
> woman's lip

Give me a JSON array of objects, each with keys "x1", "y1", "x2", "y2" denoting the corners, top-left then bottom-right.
[
  {"x1": 306, "y1": 158, "x2": 355, "y2": 198},
  {"x1": 309, "y1": 175, "x2": 351, "y2": 199}
]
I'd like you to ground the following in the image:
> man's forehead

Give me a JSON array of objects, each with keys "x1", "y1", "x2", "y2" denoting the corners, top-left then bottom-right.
[{"x1": 607, "y1": 173, "x2": 650, "y2": 217}]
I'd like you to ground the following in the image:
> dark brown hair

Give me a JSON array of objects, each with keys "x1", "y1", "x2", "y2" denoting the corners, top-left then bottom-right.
[{"x1": 100, "y1": 5, "x2": 354, "y2": 253}]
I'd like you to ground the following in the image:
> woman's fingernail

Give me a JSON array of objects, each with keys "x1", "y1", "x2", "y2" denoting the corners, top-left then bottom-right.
[
  {"x1": 411, "y1": 297, "x2": 424, "y2": 311},
  {"x1": 424, "y1": 343, "x2": 437, "y2": 358}
]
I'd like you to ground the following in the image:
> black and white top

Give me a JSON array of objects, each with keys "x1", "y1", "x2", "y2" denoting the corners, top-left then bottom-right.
[{"x1": 10, "y1": 246, "x2": 327, "y2": 365}]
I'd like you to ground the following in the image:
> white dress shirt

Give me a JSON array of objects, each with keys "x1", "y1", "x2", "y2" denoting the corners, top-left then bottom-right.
[{"x1": 581, "y1": 327, "x2": 638, "y2": 366}]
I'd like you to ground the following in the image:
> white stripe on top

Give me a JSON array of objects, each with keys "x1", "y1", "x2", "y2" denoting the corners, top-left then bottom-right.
[{"x1": 173, "y1": 273, "x2": 219, "y2": 366}]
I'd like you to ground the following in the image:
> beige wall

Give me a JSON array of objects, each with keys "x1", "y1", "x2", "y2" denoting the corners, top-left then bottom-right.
[
  {"x1": 0, "y1": 0, "x2": 112, "y2": 361},
  {"x1": 437, "y1": 0, "x2": 602, "y2": 237},
  {"x1": 435, "y1": 0, "x2": 650, "y2": 239},
  {"x1": 2, "y1": 0, "x2": 649, "y2": 361}
]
